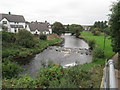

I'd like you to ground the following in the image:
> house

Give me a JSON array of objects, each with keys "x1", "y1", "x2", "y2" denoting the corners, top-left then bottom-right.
[
  {"x1": 0, "y1": 12, "x2": 25, "y2": 33},
  {"x1": 26, "y1": 21, "x2": 52, "y2": 34},
  {"x1": 82, "y1": 25, "x2": 93, "y2": 31}
]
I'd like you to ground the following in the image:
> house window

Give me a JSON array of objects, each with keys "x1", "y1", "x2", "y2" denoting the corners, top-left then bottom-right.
[
  {"x1": 15, "y1": 29, "x2": 17, "y2": 33},
  {"x1": 3, "y1": 21, "x2": 7, "y2": 24}
]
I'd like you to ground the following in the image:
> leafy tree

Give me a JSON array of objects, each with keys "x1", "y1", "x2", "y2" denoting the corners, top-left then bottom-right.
[
  {"x1": 16, "y1": 29, "x2": 36, "y2": 48},
  {"x1": 109, "y1": 1, "x2": 120, "y2": 63},
  {"x1": 69, "y1": 24, "x2": 83, "y2": 37},
  {"x1": 92, "y1": 21, "x2": 108, "y2": 32},
  {"x1": 92, "y1": 28, "x2": 101, "y2": 36},
  {"x1": 52, "y1": 22, "x2": 65, "y2": 35}
]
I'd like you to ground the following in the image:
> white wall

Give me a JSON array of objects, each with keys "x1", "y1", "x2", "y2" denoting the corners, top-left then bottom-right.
[
  {"x1": 30, "y1": 29, "x2": 40, "y2": 34},
  {"x1": 0, "y1": 18, "x2": 11, "y2": 32},
  {"x1": 26, "y1": 24, "x2": 31, "y2": 32},
  {"x1": 0, "y1": 18, "x2": 26, "y2": 33}
]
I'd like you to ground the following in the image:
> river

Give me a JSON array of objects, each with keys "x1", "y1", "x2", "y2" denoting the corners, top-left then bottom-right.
[{"x1": 18, "y1": 34, "x2": 92, "y2": 77}]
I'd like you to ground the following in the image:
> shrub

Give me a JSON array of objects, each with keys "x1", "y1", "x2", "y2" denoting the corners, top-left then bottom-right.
[
  {"x1": 2, "y1": 31, "x2": 16, "y2": 43},
  {"x1": 2, "y1": 58, "x2": 23, "y2": 79},
  {"x1": 16, "y1": 30, "x2": 36, "y2": 48},
  {"x1": 93, "y1": 30, "x2": 101, "y2": 36},
  {"x1": 39, "y1": 34, "x2": 47, "y2": 40},
  {"x1": 37, "y1": 64, "x2": 64, "y2": 88},
  {"x1": 93, "y1": 47, "x2": 104, "y2": 61},
  {"x1": 92, "y1": 28, "x2": 101, "y2": 36},
  {"x1": 88, "y1": 39, "x2": 96, "y2": 50}
]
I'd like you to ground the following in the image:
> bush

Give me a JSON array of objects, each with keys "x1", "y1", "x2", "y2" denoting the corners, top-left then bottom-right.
[
  {"x1": 93, "y1": 30, "x2": 101, "y2": 36},
  {"x1": 16, "y1": 30, "x2": 36, "y2": 48},
  {"x1": 88, "y1": 39, "x2": 96, "y2": 50},
  {"x1": 2, "y1": 58, "x2": 23, "y2": 79},
  {"x1": 92, "y1": 28, "x2": 101, "y2": 36},
  {"x1": 39, "y1": 34, "x2": 47, "y2": 40},
  {"x1": 37, "y1": 64, "x2": 64, "y2": 88},
  {"x1": 2, "y1": 31, "x2": 16, "y2": 43},
  {"x1": 93, "y1": 47, "x2": 104, "y2": 61}
]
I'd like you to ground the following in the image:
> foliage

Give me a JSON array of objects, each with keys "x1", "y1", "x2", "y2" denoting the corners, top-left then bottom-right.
[
  {"x1": 91, "y1": 21, "x2": 108, "y2": 32},
  {"x1": 2, "y1": 58, "x2": 23, "y2": 79},
  {"x1": 2, "y1": 75, "x2": 36, "y2": 88},
  {"x1": 81, "y1": 31, "x2": 114, "y2": 62},
  {"x1": 88, "y1": 39, "x2": 96, "y2": 50},
  {"x1": 109, "y1": 1, "x2": 120, "y2": 55},
  {"x1": 2, "y1": 64, "x2": 103, "y2": 88},
  {"x1": 36, "y1": 64, "x2": 64, "y2": 88},
  {"x1": 93, "y1": 47, "x2": 104, "y2": 62},
  {"x1": 39, "y1": 34, "x2": 47, "y2": 40},
  {"x1": 104, "y1": 27, "x2": 111, "y2": 35},
  {"x1": 52, "y1": 22, "x2": 65, "y2": 35},
  {"x1": 2, "y1": 31, "x2": 16, "y2": 43},
  {"x1": 16, "y1": 29, "x2": 36, "y2": 48},
  {"x1": 69, "y1": 24, "x2": 83, "y2": 36},
  {"x1": 2, "y1": 25, "x2": 8, "y2": 31},
  {"x1": 92, "y1": 28, "x2": 101, "y2": 36}
]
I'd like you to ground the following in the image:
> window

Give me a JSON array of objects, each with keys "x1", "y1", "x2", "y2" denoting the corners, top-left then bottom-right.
[
  {"x1": 15, "y1": 29, "x2": 17, "y2": 33},
  {"x1": 3, "y1": 21, "x2": 7, "y2": 24}
]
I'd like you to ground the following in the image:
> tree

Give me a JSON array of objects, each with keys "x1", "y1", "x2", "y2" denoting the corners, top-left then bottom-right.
[
  {"x1": 16, "y1": 29, "x2": 36, "y2": 48},
  {"x1": 52, "y1": 22, "x2": 65, "y2": 35},
  {"x1": 92, "y1": 21, "x2": 108, "y2": 32},
  {"x1": 91, "y1": 28, "x2": 101, "y2": 36},
  {"x1": 69, "y1": 24, "x2": 83, "y2": 37},
  {"x1": 109, "y1": 1, "x2": 120, "y2": 64}
]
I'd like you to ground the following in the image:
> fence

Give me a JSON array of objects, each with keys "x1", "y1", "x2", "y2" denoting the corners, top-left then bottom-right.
[{"x1": 103, "y1": 59, "x2": 116, "y2": 89}]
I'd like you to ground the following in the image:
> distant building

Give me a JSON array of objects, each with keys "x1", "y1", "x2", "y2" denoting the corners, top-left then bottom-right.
[
  {"x1": 82, "y1": 25, "x2": 93, "y2": 31},
  {"x1": 26, "y1": 21, "x2": 52, "y2": 34},
  {"x1": 0, "y1": 12, "x2": 26, "y2": 33}
]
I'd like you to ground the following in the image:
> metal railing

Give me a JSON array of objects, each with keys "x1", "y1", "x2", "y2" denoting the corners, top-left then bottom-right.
[{"x1": 104, "y1": 59, "x2": 116, "y2": 89}]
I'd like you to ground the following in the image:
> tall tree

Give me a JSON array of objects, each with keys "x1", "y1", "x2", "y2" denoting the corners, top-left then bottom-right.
[
  {"x1": 52, "y1": 22, "x2": 65, "y2": 35},
  {"x1": 109, "y1": 1, "x2": 120, "y2": 64},
  {"x1": 69, "y1": 24, "x2": 83, "y2": 36}
]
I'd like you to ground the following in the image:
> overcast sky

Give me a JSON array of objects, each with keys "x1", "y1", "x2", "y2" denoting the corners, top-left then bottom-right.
[{"x1": 0, "y1": 0, "x2": 116, "y2": 25}]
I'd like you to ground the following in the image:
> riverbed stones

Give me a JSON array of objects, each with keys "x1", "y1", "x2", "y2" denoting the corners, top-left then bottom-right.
[{"x1": 47, "y1": 46, "x2": 92, "y2": 56}]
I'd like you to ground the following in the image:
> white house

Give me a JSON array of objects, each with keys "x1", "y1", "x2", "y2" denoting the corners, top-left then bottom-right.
[
  {"x1": 82, "y1": 25, "x2": 93, "y2": 31},
  {"x1": 26, "y1": 21, "x2": 52, "y2": 34},
  {"x1": 0, "y1": 12, "x2": 25, "y2": 33}
]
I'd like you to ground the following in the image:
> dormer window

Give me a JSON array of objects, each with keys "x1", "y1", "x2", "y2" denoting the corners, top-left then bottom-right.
[{"x1": 3, "y1": 21, "x2": 7, "y2": 24}]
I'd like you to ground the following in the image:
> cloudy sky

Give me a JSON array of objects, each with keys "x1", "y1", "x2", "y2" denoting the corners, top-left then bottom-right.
[{"x1": 0, "y1": 0, "x2": 116, "y2": 25}]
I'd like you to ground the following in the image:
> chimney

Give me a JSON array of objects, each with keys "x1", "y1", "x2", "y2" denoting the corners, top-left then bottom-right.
[
  {"x1": 8, "y1": 12, "x2": 11, "y2": 15},
  {"x1": 45, "y1": 20, "x2": 47, "y2": 23}
]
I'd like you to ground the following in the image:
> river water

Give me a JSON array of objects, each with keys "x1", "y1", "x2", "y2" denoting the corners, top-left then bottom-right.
[{"x1": 18, "y1": 34, "x2": 92, "y2": 77}]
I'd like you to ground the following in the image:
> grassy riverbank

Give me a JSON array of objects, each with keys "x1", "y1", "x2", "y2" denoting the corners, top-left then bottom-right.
[
  {"x1": 81, "y1": 31, "x2": 115, "y2": 63},
  {"x1": 2, "y1": 34, "x2": 62, "y2": 59},
  {"x1": 2, "y1": 31, "x2": 63, "y2": 79}
]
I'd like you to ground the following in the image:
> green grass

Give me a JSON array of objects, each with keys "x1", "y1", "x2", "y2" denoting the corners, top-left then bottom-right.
[{"x1": 81, "y1": 31, "x2": 115, "y2": 64}]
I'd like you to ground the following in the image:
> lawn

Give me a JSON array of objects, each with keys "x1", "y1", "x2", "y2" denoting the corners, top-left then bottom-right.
[{"x1": 81, "y1": 31, "x2": 115, "y2": 64}]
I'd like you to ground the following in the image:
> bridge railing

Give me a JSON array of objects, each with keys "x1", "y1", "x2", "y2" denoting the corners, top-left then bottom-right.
[{"x1": 103, "y1": 59, "x2": 116, "y2": 89}]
